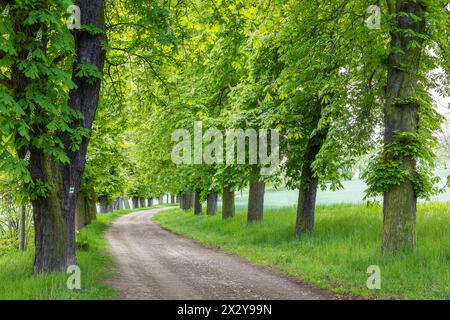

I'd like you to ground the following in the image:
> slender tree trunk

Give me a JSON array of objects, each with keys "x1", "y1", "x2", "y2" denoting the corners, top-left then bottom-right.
[
  {"x1": 171, "y1": 195, "x2": 175, "y2": 204},
  {"x1": 180, "y1": 194, "x2": 185, "y2": 210},
  {"x1": 295, "y1": 142, "x2": 322, "y2": 235},
  {"x1": 382, "y1": 1, "x2": 426, "y2": 253},
  {"x1": 140, "y1": 198, "x2": 146, "y2": 208},
  {"x1": 158, "y1": 195, "x2": 164, "y2": 205},
  {"x1": 194, "y1": 192, "x2": 202, "y2": 215},
  {"x1": 294, "y1": 98, "x2": 329, "y2": 235},
  {"x1": 19, "y1": 205, "x2": 26, "y2": 252},
  {"x1": 247, "y1": 166, "x2": 265, "y2": 224},
  {"x1": 207, "y1": 191, "x2": 218, "y2": 216},
  {"x1": 222, "y1": 186, "x2": 235, "y2": 219}
]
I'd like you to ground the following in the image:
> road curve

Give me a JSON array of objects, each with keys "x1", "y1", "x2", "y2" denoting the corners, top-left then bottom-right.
[{"x1": 106, "y1": 208, "x2": 335, "y2": 300}]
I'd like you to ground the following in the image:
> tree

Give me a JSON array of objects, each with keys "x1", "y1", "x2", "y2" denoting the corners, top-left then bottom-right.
[
  {"x1": 0, "y1": 0, "x2": 106, "y2": 273},
  {"x1": 365, "y1": 0, "x2": 448, "y2": 252}
]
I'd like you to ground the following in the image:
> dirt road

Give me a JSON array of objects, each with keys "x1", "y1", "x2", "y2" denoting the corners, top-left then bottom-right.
[{"x1": 106, "y1": 208, "x2": 335, "y2": 300}]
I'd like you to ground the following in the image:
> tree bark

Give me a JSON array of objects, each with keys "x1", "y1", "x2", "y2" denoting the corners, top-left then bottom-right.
[
  {"x1": 29, "y1": 152, "x2": 70, "y2": 273},
  {"x1": 140, "y1": 198, "x2": 146, "y2": 208},
  {"x1": 171, "y1": 195, "x2": 175, "y2": 204},
  {"x1": 295, "y1": 159, "x2": 320, "y2": 235},
  {"x1": 194, "y1": 192, "x2": 202, "y2": 215},
  {"x1": 19, "y1": 205, "x2": 26, "y2": 252},
  {"x1": 222, "y1": 186, "x2": 235, "y2": 219},
  {"x1": 247, "y1": 166, "x2": 265, "y2": 224},
  {"x1": 382, "y1": 1, "x2": 426, "y2": 253},
  {"x1": 207, "y1": 191, "x2": 218, "y2": 216}
]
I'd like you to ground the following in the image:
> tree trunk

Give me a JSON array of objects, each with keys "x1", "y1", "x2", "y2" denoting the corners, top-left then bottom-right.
[
  {"x1": 147, "y1": 198, "x2": 153, "y2": 207},
  {"x1": 98, "y1": 196, "x2": 110, "y2": 214},
  {"x1": 207, "y1": 191, "x2": 218, "y2": 216},
  {"x1": 382, "y1": 1, "x2": 426, "y2": 253},
  {"x1": 171, "y1": 195, "x2": 175, "y2": 204},
  {"x1": 28, "y1": 0, "x2": 106, "y2": 274},
  {"x1": 19, "y1": 205, "x2": 26, "y2": 252},
  {"x1": 29, "y1": 152, "x2": 72, "y2": 273},
  {"x1": 194, "y1": 192, "x2": 202, "y2": 215},
  {"x1": 76, "y1": 192, "x2": 86, "y2": 230},
  {"x1": 132, "y1": 197, "x2": 139, "y2": 209},
  {"x1": 140, "y1": 198, "x2": 146, "y2": 208},
  {"x1": 123, "y1": 197, "x2": 130, "y2": 209},
  {"x1": 295, "y1": 140, "x2": 323, "y2": 235},
  {"x1": 158, "y1": 196, "x2": 164, "y2": 205},
  {"x1": 295, "y1": 165, "x2": 319, "y2": 235},
  {"x1": 247, "y1": 166, "x2": 265, "y2": 224},
  {"x1": 180, "y1": 194, "x2": 185, "y2": 210},
  {"x1": 222, "y1": 186, "x2": 235, "y2": 219}
]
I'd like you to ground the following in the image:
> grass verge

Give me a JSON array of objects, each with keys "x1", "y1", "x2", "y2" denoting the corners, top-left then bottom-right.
[
  {"x1": 153, "y1": 203, "x2": 450, "y2": 300},
  {"x1": 0, "y1": 207, "x2": 153, "y2": 300}
]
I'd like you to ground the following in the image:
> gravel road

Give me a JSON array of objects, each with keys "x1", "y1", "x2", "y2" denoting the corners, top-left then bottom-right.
[{"x1": 106, "y1": 208, "x2": 335, "y2": 300}]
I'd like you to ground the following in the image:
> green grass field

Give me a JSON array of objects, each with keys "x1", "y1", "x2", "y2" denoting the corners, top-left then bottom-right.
[
  {"x1": 153, "y1": 203, "x2": 450, "y2": 300},
  {"x1": 0, "y1": 208, "x2": 146, "y2": 300}
]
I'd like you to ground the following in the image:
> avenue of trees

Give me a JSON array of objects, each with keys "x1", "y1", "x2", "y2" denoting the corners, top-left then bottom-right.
[{"x1": 0, "y1": 0, "x2": 449, "y2": 274}]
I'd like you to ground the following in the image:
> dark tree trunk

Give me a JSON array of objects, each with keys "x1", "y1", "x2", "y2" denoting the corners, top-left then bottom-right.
[
  {"x1": 207, "y1": 191, "x2": 218, "y2": 216},
  {"x1": 382, "y1": 1, "x2": 426, "y2": 253},
  {"x1": 180, "y1": 194, "x2": 185, "y2": 210},
  {"x1": 171, "y1": 195, "x2": 175, "y2": 204},
  {"x1": 295, "y1": 166, "x2": 319, "y2": 235},
  {"x1": 140, "y1": 198, "x2": 146, "y2": 208},
  {"x1": 247, "y1": 166, "x2": 265, "y2": 224},
  {"x1": 29, "y1": 152, "x2": 70, "y2": 273},
  {"x1": 194, "y1": 192, "x2": 202, "y2": 215},
  {"x1": 295, "y1": 140, "x2": 323, "y2": 235},
  {"x1": 222, "y1": 186, "x2": 235, "y2": 219},
  {"x1": 132, "y1": 197, "x2": 139, "y2": 209},
  {"x1": 19, "y1": 205, "x2": 26, "y2": 252},
  {"x1": 147, "y1": 198, "x2": 153, "y2": 207}
]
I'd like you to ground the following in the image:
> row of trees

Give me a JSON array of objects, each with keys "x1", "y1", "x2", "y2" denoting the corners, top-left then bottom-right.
[
  {"x1": 134, "y1": 0, "x2": 449, "y2": 253},
  {"x1": 0, "y1": 0, "x2": 448, "y2": 275}
]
